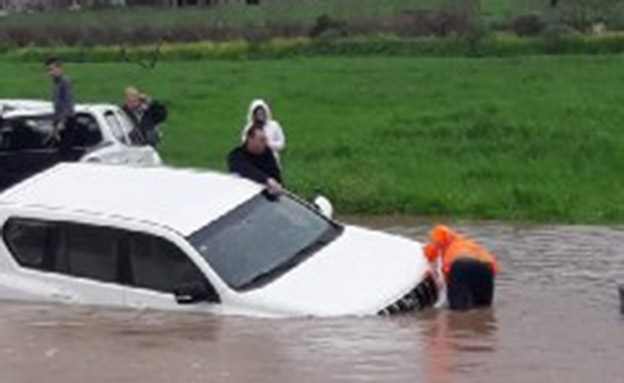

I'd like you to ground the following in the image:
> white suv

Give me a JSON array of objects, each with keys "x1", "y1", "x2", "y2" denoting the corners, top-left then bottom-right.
[
  {"x1": 0, "y1": 163, "x2": 438, "y2": 317},
  {"x1": 0, "y1": 99, "x2": 161, "y2": 189}
]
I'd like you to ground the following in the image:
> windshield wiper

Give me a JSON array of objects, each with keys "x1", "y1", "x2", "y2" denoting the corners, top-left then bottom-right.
[
  {"x1": 238, "y1": 250, "x2": 308, "y2": 291},
  {"x1": 238, "y1": 228, "x2": 339, "y2": 291}
]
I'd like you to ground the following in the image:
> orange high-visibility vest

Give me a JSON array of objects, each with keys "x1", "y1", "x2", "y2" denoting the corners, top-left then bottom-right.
[{"x1": 424, "y1": 225, "x2": 498, "y2": 277}]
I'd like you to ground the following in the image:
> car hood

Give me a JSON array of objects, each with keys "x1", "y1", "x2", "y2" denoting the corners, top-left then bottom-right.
[{"x1": 235, "y1": 226, "x2": 430, "y2": 317}]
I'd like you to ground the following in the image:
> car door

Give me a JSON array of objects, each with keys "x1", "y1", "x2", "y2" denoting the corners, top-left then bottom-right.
[
  {"x1": 115, "y1": 109, "x2": 162, "y2": 166},
  {"x1": 92, "y1": 109, "x2": 159, "y2": 166},
  {"x1": 85, "y1": 109, "x2": 135, "y2": 165},
  {"x1": 120, "y1": 231, "x2": 219, "y2": 311},
  {"x1": 3, "y1": 218, "x2": 125, "y2": 306},
  {"x1": 0, "y1": 115, "x2": 61, "y2": 190}
]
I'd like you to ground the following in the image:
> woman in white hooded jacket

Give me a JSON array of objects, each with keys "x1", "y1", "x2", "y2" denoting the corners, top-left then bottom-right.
[{"x1": 241, "y1": 99, "x2": 285, "y2": 157}]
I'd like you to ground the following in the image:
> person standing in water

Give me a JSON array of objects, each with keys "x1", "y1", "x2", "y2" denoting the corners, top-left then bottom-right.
[
  {"x1": 241, "y1": 99, "x2": 285, "y2": 159},
  {"x1": 424, "y1": 225, "x2": 499, "y2": 311}
]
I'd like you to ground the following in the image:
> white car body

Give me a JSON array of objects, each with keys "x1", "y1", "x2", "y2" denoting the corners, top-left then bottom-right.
[
  {"x1": 0, "y1": 164, "x2": 437, "y2": 317},
  {"x1": 0, "y1": 99, "x2": 161, "y2": 167}
]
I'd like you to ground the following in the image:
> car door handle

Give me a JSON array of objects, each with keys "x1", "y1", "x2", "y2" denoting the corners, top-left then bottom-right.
[
  {"x1": 50, "y1": 292, "x2": 74, "y2": 302},
  {"x1": 128, "y1": 301, "x2": 147, "y2": 310}
]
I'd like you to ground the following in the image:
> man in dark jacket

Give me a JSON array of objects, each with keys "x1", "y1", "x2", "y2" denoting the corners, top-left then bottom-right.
[
  {"x1": 228, "y1": 124, "x2": 283, "y2": 194},
  {"x1": 121, "y1": 86, "x2": 167, "y2": 146},
  {"x1": 45, "y1": 57, "x2": 77, "y2": 160}
]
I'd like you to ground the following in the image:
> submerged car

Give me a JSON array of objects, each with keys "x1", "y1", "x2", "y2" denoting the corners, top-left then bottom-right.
[
  {"x1": 0, "y1": 99, "x2": 161, "y2": 190},
  {"x1": 0, "y1": 164, "x2": 438, "y2": 317}
]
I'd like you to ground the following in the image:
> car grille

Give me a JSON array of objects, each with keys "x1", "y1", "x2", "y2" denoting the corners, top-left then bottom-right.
[{"x1": 378, "y1": 274, "x2": 439, "y2": 316}]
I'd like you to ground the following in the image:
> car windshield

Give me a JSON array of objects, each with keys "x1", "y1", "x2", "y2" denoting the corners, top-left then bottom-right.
[{"x1": 188, "y1": 192, "x2": 343, "y2": 291}]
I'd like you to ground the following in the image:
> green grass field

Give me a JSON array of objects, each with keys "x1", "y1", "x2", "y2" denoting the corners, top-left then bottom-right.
[{"x1": 2, "y1": 55, "x2": 623, "y2": 222}]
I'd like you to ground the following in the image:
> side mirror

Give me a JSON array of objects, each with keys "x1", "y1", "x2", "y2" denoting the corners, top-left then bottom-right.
[
  {"x1": 313, "y1": 195, "x2": 334, "y2": 218},
  {"x1": 173, "y1": 280, "x2": 220, "y2": 305}
]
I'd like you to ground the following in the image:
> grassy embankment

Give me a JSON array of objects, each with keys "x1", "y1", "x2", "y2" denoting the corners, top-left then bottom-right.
[{"x1": 1, "y1": 56, "x2": 623, "y2": 222}]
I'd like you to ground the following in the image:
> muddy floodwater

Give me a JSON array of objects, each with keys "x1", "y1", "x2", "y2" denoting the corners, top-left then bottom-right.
[{"x1": 0, "y1": 218, "x2": 623, "y2": 383}]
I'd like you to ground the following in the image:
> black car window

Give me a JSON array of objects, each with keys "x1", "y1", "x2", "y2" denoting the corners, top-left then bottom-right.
[
  {"x1": 0, "y1": 116, "x2": 54, "y2": 152},
  {"x1": 58, "y1": 223, "x2": 119, "y2": 283},
  {"x1": 3, "y1": 218, "x2": 216, "y2": 298},
  {"x1": 4, "y1": 219, "x2": 119, "y2": 282},
  {"x1": 4, "y1": 219, "x2": 51, "y2": 269},
  {"x1": 0, "y1": 113, "x2": 103, "y2": 152},
  {"x1": 126, "y1": 233, "x2": 207, "y2": 294},
  {"x1": 74, "y1": 113, "x2": 103, "y2": 148}
]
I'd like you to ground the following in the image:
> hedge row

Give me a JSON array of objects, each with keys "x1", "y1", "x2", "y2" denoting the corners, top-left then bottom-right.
[{"x1": 5, "y1": 33, "x2": 624, "y2": 62}]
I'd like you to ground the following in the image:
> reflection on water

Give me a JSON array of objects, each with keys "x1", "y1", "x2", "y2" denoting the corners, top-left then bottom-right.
[{"x1": 0, "y1": 218, "x2": 623, "y2": 383}]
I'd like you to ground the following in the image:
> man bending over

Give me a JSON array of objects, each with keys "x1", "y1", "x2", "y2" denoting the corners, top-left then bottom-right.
[{"x1": 228, "y1": 125, "x2": 283, "y2": 194}]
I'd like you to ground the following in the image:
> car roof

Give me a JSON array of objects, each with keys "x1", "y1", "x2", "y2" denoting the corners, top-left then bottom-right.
[
  {"x1": 0, "y1": 163, "x2": 263, "y2": 236},
  {"x1": 0, "y1": 99, "x2": 120, "y2": 119}
]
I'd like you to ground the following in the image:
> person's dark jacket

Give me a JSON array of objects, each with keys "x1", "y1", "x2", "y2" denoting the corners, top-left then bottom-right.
[
  {"x1": 122, "y1": 100, "x2": 167, "y2": 146},
  {"x1": 227, "y1": 145, "x2": 282, "y2": 184}
]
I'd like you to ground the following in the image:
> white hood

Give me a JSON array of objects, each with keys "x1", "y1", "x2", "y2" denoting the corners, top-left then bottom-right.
[
  {"x1": 236, "y1": 226, "x2": 431, "y2": 317},
  {"x1": 246, "y1": 99, "x2": 273, "y2": 125},
  {"x1": 241, "y1": 99, "x2": 285, "y2": 152}
]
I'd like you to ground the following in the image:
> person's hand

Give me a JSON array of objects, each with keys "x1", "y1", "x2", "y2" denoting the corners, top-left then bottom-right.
[
  {"x1": 45, "y1": 120, "x2": 64, "y2": 145},
  {"x1": 140, "y1": 93, "x2": 151, "y2": 104},
  {"x1": 423, "y1": 243, "x2": 439, "y2": 262},
  {"x1": 266, "y1": 178, "x2": 283, "y2": 195}
]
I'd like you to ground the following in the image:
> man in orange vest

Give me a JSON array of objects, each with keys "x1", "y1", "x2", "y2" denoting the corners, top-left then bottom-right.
[{"x1": 424, "y1": 225, "x2": 499, "y2": 311}]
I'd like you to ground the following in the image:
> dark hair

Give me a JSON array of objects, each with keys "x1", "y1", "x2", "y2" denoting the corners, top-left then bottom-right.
[
  {"x1": 245, "y1": 123, "x2": 265, "y2": 139},
  {"x1": 45, "y1": 57, "x2": 62, "y2": 67}
]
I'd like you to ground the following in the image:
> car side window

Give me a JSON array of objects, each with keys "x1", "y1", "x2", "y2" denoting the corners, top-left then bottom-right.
[
  {"x1": 3, "y1": 218, "x2": 217, "y2": 300},
  {"x1": 4, "y1": 219, "x2": 51, "y2": 269},
  {"x1": 104, "y1": 111, "x2": 130, "y2": 145},
  {"x1": 74, "y1": 113, "x2": 103, "y2": 148},
  {"x1": 126, "y1": 233, "x2": 207, "y2": 294},
  {"x1": 56, "y1": 223, "x2": 119, "y2": 283},
  {"x1": 4, "y1": 219, "x2": 119, "y2": 285}
]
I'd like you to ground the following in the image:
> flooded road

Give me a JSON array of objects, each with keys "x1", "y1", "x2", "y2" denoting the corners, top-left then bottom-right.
[{"x1": 0, "y1": 218, "x2": 623, "y2": 383}]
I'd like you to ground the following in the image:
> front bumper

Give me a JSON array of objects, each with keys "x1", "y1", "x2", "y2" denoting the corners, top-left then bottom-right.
[{"x1": 378, "y1": 274, "x2": 439, "y2": 315}]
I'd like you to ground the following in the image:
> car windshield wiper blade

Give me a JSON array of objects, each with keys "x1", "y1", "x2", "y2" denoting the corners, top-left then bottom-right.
[
  {"x1": 238, "y1": 229, "x2": 337, "y2": 290},
  {"x1": 238, "y1": 252, "x2": 305, "y2": 291}
]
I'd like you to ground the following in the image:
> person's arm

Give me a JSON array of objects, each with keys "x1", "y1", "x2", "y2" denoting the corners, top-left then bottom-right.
[
  {"x1": 268, "y1": 121, "x2": 285, "y2": 152},
  {"x1": 265, "y1": 150, "x2": 283, "y2": 184},
  {"x1": 51, "y1": 79, "x2": 73, "y2": 140},
  {"x1": 146, "y1": 100, "x2": 168, "y2": 125},
  {"x1": 423, "y1": 243, "x2": 439, "y2": 262},
  {"x1": 228, "y1": 149, "x2": 270, "y2": 184},
  {"x1": 58, "y1": 78, "x2": 75, "y2": 122},
  {"x1": 489, "y1": 253, "x2": 499, "y2": 274},
  {"x1": 241, "y1": 124, "x2": 251, "y2": 144},
  {"x1": 52, "y1": 83, "x2": 64, "y2": 124}
]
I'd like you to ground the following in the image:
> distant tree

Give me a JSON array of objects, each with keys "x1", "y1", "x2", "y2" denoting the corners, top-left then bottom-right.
[{"x1": 549, "y1": 0, "x2": 622, "y2": 30}]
